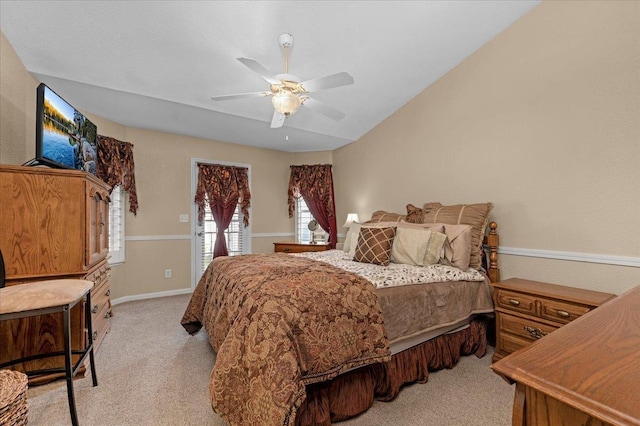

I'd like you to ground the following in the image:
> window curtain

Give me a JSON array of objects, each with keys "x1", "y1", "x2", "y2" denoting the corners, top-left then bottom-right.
[
  {"x1": 96, "y1": 135, "x2": 139, "y2": 215},
  {"x1": 288, "y1": 164, "x2": 338, "y2": 249},
  {"x1": 194, "y1": 164, "x2": 251, "y2": 258}
]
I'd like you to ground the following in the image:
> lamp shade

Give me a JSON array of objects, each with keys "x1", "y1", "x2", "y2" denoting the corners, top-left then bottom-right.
[
  {"x1": 342, "y1": 213, "x2": 360, "y2": 228},
  {"x1": 272, "y1": 90, "x2": 301, "y2": 116}
]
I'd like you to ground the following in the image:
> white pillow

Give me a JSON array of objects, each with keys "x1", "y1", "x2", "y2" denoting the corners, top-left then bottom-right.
[
  {"x1": 390, "y1": 227, "x2": 427, "y2": 266},
  {"x1": 343, "y1": 223, "x2": 363, "y2": 257},
  {"x1": 390, "y1": 227, "x2": 447, "y2": 266}
]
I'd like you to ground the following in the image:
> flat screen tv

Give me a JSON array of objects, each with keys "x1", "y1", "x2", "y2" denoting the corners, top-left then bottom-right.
[{"x1": 33, "y1": 83, "x2": 98, "y2": 175}]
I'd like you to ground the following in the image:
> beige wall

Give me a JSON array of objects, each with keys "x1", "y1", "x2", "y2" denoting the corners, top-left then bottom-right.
[
  {"x1": 0, "y1": 31, "x2": 37, "y2": 164},
  {"x1": 334, "y1": 0, "x2": 640, "y2": 295}
]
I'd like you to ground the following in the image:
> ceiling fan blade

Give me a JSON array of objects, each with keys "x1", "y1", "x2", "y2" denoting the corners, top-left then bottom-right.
[
  {"x1": 302, "y1": 97, "x2": 345, "y2": 121},
  {"x1": 270, "y1": 110, "x2": 285, "y2": 128},
  {"x1": 211, "y1": 91, "x2": 271, "y2": 101},
  {"x1": 237, "y1": 58, "x2": 280, "y2": 85},
  {"x1": 300, "y1": 72, "x2": 354, "y2": 93}
]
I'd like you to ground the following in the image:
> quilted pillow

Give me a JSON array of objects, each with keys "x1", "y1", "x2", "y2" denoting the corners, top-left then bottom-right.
[
  {"x1": 391, "y1": 227, "x2": 447, "y2": 266},
  {"x1": 353, "y1": 226, "x2": 397, "y2": 266},
  {"x1": 421, "y1": 202, "x2": 493, "y2": 270}
]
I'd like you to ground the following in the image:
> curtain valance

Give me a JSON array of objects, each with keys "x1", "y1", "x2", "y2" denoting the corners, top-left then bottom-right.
[{"x1": 96, "y1": 135, "x2": 139, "y2": 215}]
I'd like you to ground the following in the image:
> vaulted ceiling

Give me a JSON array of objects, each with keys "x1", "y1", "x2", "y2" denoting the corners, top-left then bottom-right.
[{"x1": 0, "y1": 1, "x2": 540, "y2": 152}]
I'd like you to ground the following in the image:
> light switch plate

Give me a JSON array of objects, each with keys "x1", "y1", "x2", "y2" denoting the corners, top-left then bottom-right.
[{"x1": 179, "y1": 214, "x2": 189, "y2": 223}]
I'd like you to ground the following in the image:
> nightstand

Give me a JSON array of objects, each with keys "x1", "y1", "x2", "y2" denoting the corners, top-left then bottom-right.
[
  {"x1": 273, "y1": 241, "x2": 330, "y2": 253},
  {"x1": 491, "y1": 278, "x2": 615, "y2": 363}
]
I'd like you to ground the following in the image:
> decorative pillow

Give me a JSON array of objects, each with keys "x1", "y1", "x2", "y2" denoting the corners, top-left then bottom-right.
[
  {"x1": 439, "y1": 223, "x2": 473, "y2": 271},
  {"x1": 366, "y1": 210, "x2": 406, "y2": 223},
  {"x1": 391, "y1": 227, "x2": 447, "y2": 266},
  {"x1": 353, "y1": 227, "x2": 397, "y2": 266},
  {"x1": 405, "y1": 204, "x2": 425, "y2": 224},
  {"x1": 421, "y1": 202, "x2": 493, "y2": 270}
]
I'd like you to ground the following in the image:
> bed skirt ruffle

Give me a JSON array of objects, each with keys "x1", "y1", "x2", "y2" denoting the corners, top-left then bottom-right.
[{"x1": 295, "y1": 317, "x2": 489, "y2": 425}]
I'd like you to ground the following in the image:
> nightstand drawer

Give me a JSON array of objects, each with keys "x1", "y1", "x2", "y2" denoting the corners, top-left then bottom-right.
[
  {"x1": 498, "y1": 330, "x2": 533, "y2": 355},
  {"x1": 498, "y1": 312, "x2": 558, "y2": 341},
  {"x1": 539, "y1": 297, "x2": 591, "y2": 325},
  {"x1": 495, "y1": 289, "x2": 537, "y2": 316}
]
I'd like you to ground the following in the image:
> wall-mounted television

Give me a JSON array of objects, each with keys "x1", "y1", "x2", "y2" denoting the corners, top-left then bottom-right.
[{"x1": 32, "y1": 83, "x2": 98, "y2": 175}]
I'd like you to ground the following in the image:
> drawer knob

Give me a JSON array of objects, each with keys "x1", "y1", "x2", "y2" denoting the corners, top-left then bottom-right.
[
  {"x1": 93, "y1": 331, "x2": 98, "y2": 341},
  {"x1": 282, "y1": 248, "x2": 290, "y2": 252},
  {"x1": 105, "y1": 310, "x2": 111, "y2": 319},
  {"x1": 508, "y1": 298, "x2": 520, "y2": 306},
  {"x1": 556, "y1": 310, "x2": 570, "y2": 319},
  {"x1": 92, "y1": 305, "x2": 99, "y2": 314},
  {"x1": 524, "y1": 326, "x2": 548, "y2": 339},
  {"x1": 105, "y1": 289, "x2": 110, "y2": 297}
]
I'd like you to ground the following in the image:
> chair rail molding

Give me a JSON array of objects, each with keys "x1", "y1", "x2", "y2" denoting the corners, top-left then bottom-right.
[{"x1": 498, "y1": 246, "x2": 640, "y2": 268}]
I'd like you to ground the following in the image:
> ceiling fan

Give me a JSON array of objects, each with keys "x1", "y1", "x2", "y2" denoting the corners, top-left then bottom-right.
[{"x1": 211, "y1": 33, "x2": 354, "y2": 129}]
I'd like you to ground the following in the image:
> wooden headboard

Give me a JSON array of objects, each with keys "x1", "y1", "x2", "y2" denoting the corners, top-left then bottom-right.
[{"x1": 484, "y1": 221, "x2": 500, "y2": 283}]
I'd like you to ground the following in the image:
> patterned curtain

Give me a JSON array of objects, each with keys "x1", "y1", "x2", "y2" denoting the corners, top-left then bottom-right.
[
  {"x1": 194, "y1": 164, "x2": 251, "y2": 258},
  {"x1": 96, "y1": 135, "x2": 139, "y2": 215},
  {"x1": 288, "y1": 164, "x2": 338, "y2": 249}
]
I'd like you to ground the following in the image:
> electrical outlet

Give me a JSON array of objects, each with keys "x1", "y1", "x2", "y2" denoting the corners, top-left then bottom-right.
[
  {"x1": 179, "y1": 214, "x2": 189, "y2": 223},
  {"x1": 164, "y1": 269, "x2": 172, "y2": 278}
]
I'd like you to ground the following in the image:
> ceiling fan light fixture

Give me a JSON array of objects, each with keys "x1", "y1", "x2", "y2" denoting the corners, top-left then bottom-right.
[{"x1": 272, "y1": 90, "x2": 301, "y2": 116}]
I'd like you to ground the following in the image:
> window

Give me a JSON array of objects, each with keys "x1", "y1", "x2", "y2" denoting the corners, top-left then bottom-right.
[
  {"x1": 295, "y1": 198, "x2": 327, "y2": 243},
  {"x1": 199, "y1": 200, "x2": 245, "y2": 274},
  {"x1": 295, "y1": 197, "x2": 313, "y2": 243},
  {"x1": 108, "y1": 185, "x2": 125, "y2": 264}
]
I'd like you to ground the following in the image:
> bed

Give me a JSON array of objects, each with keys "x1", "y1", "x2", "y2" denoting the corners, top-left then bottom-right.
[{"x1": 181, "y1": 202, "x2": 499, "y2": 425}]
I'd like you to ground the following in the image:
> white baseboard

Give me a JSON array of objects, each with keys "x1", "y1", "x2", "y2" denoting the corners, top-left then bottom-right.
[{"x1": 111, "y1": 288, "x2": 193, "y2": 306}]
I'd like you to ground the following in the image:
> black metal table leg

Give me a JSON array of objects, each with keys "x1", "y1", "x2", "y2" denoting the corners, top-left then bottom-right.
[
  {"x1": 63, "y1": 304, "x2": 79, "y2": 426},
  {"x1": 85, "y1": 292, "x2": 98, "y2": 387}
]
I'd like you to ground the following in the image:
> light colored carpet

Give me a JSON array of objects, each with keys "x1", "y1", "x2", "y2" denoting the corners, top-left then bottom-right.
[{"x1": 27, "y1": 294, "x2": 514, "y2": 425}]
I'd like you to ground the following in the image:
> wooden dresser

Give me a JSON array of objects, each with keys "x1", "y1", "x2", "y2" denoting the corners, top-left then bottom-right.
[
  {"x1": 491, "y1": 278, "x2": 615, "y2": 362},
  {"x1": 0, "y1": 165, "x2": 113, "y2": 382},
  {"x1": 274, "y1": 241, "x2": 330, "y2": 253},
  {"x1": 492, "y1": 284, "x2": 639, "y2": 426}
]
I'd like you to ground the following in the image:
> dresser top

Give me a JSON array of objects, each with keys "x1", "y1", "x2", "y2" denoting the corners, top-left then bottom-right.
[
  {"x1": 492, "y1": 278, "x2": 615, "y2": 306},
  {"x1": 0, "y1": 164, "x2": 108, "y2": 188},
  {"x1": 492, "y1": 284, "x2": 640, "y2": 425}
]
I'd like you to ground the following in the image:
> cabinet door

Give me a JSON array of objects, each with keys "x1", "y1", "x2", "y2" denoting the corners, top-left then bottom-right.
[
  {"x1": 86, "y1": 182, "x2": 110, "y2": 267},
  {"x1": 0, "y1": 169, "x2": 84, "y2": 279}
]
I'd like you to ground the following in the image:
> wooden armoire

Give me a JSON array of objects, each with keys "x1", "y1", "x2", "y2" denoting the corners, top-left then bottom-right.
[{"x1": 0, "y1": 164, "x2": 113, "y2": 382}]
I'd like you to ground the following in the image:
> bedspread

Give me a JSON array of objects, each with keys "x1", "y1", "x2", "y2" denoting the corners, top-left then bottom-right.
[{"x1": 181, "y1": 253, "x2": 391, "y2": 426}]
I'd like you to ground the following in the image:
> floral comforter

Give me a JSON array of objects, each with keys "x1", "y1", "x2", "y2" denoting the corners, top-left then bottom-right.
[{"x1": 181, "y1": 253, "x2": 390, "y2": 425}]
